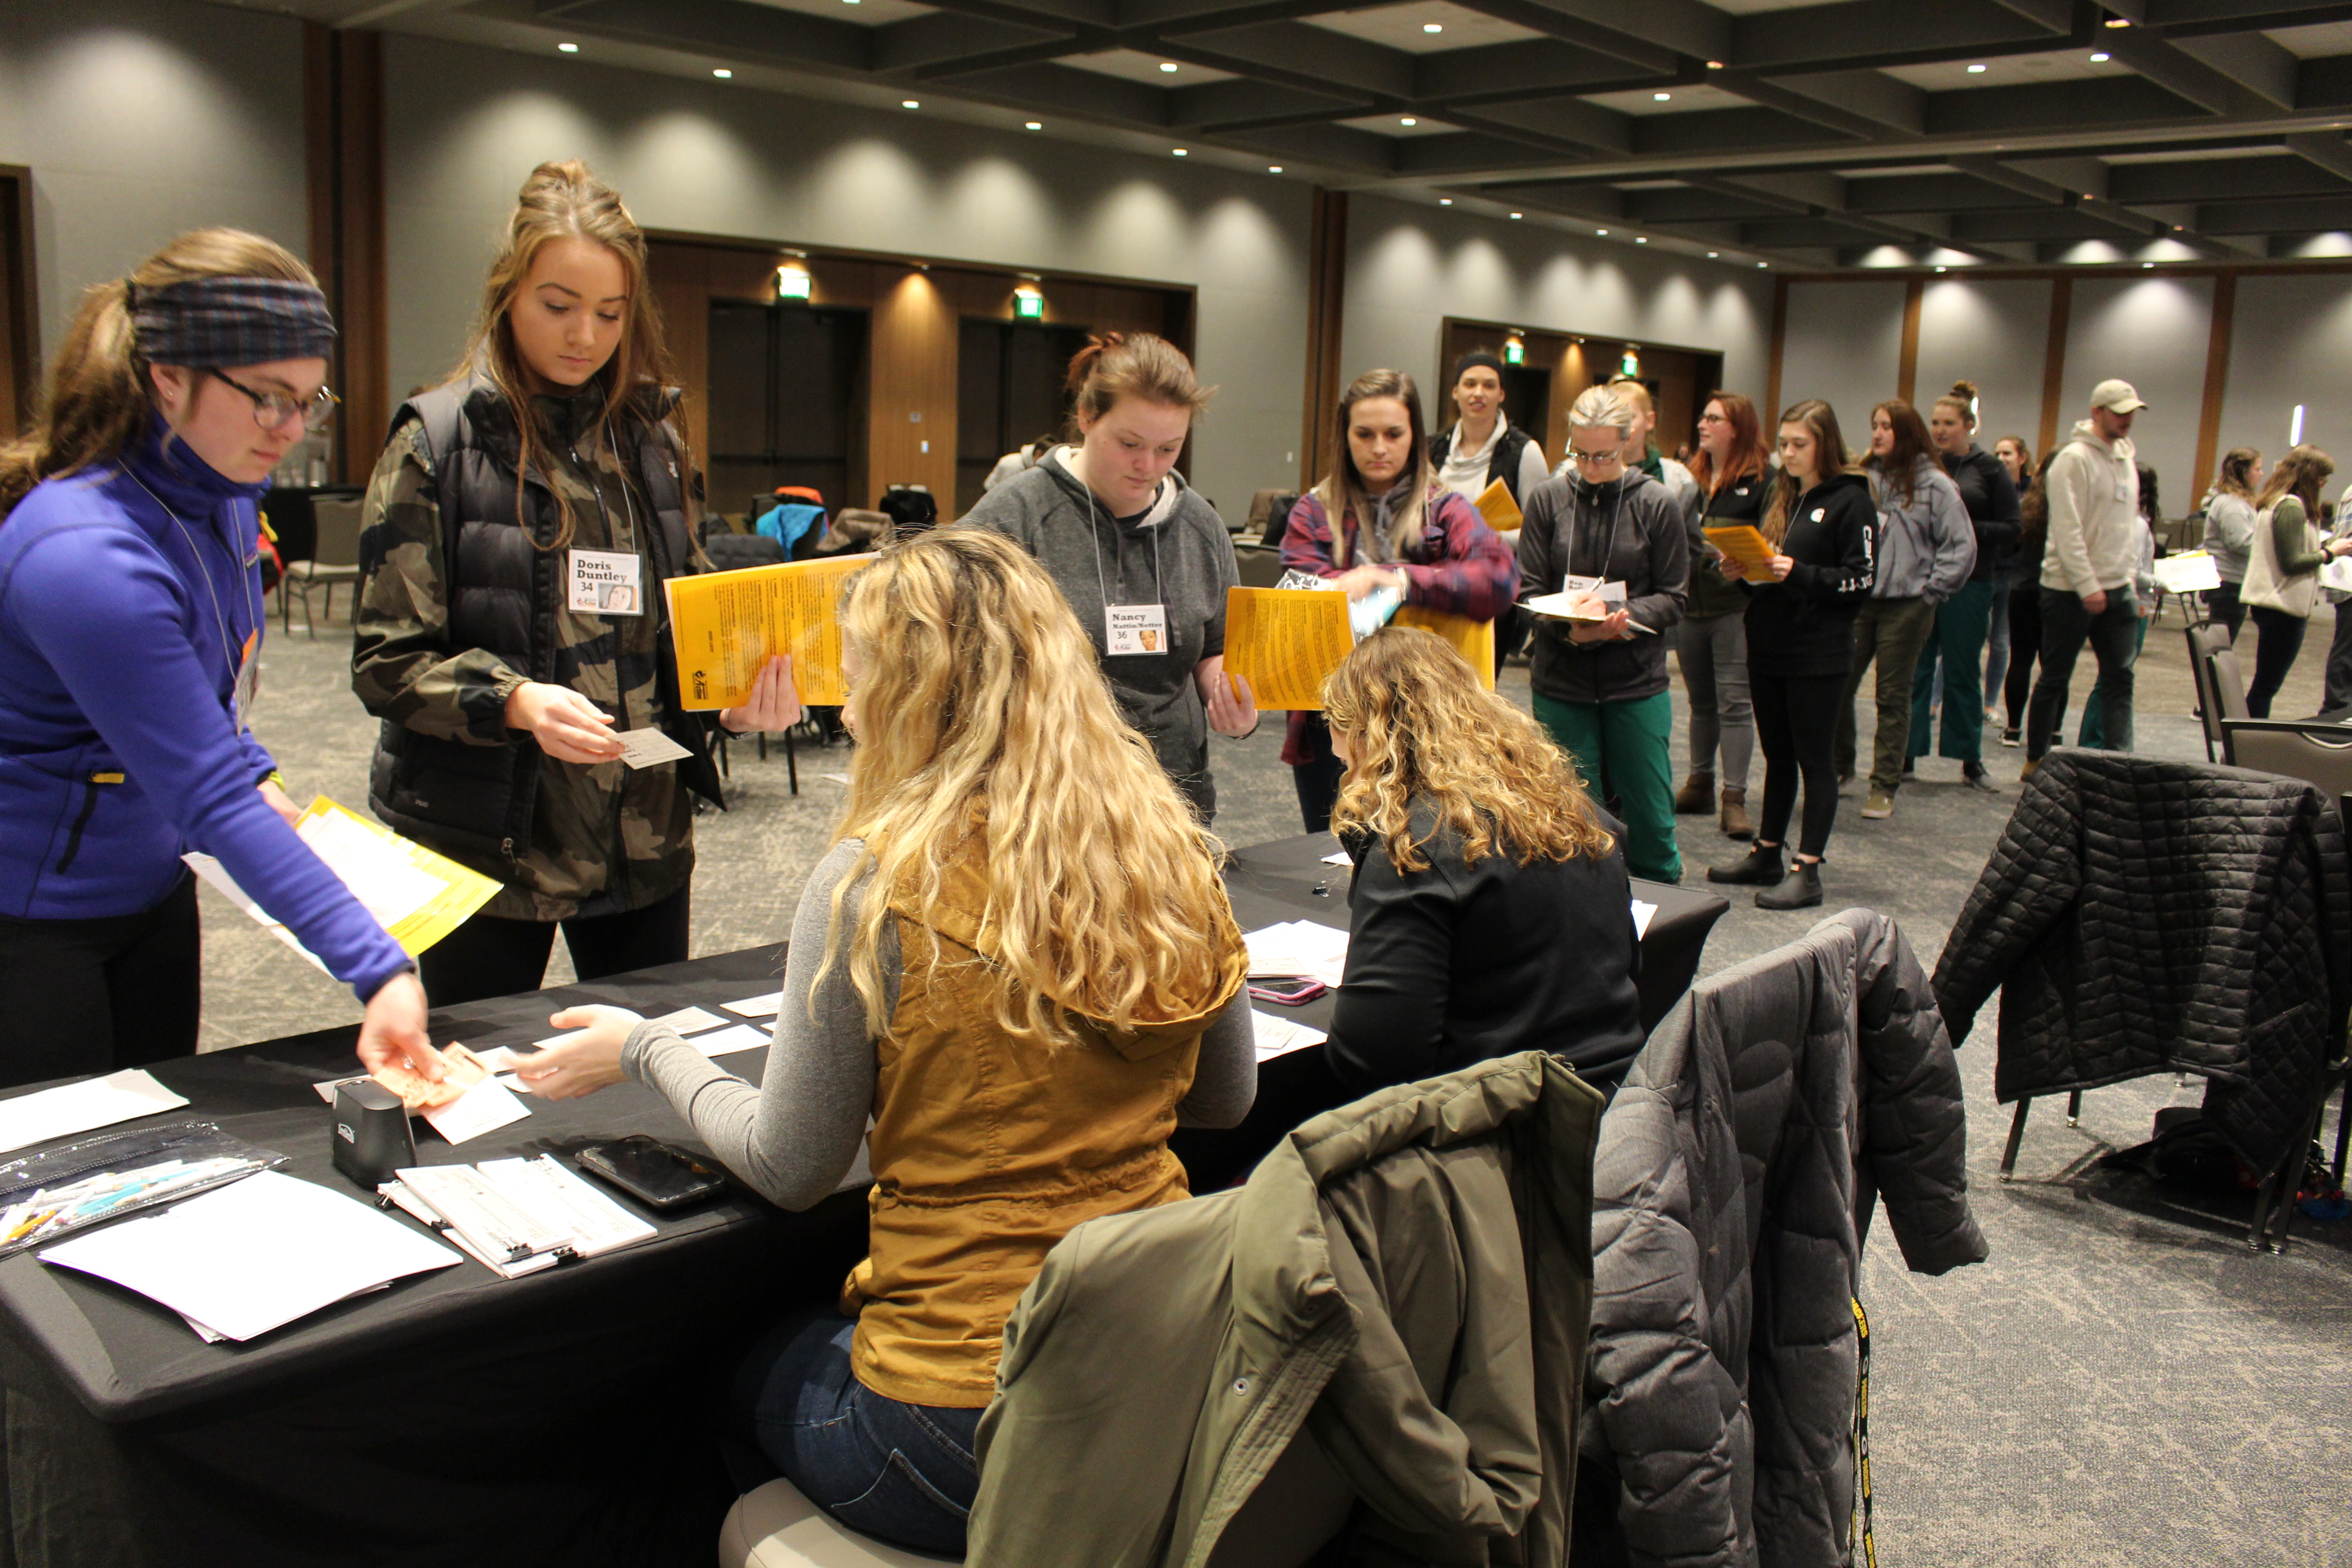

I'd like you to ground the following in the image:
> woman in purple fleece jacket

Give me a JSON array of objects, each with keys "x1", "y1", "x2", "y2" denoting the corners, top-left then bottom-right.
[
  {"x1": 1279, "y1": 368, "x2": 1514, "y2": 833},
  {"x1": 0, "y1": 230, "x2": 431, "y2": 1088}
]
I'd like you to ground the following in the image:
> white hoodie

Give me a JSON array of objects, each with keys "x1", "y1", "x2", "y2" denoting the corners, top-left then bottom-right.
[{"x1": 2041, "y1": 417, "x2": 2142, "y2": 598}]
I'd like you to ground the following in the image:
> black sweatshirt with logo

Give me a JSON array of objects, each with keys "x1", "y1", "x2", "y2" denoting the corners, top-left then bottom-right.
[{"x1": 1741, "y1": 470, "x2": 1876, "y2": 679}]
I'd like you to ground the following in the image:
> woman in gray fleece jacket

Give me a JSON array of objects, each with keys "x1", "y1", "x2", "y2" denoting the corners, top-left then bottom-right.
[
  {"x1": 1835, "y1": 399, "x2": 1974, "y2": 821},
  {"x1": 960, "y1": 333, "x2": 1255, "y2": 821}
]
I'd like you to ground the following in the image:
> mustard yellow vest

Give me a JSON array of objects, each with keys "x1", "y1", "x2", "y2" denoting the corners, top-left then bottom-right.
[{"x1": 840, "y1": 849, "x2": 1245, "y2": 1407}]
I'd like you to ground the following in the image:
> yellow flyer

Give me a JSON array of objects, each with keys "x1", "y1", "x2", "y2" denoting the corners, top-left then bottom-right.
[
  {"x1": 1703, "y1": 524, "x2": 1779, "y2": 573},
  {"x1": 1472, "y1": 477, "x2": 1523, "y2": 534},
  {"x1": 293, "y1": 798, "x2": 499, "y2": 958},
  {"x1": 1223, "y1": 588, "x2": 1352, "y2": 711},
  {"x1": 665, "y1": 554, "x2": 871, "y2": 710},
  {"x1": 1391, "y1": 605, "x2": 1496, "y2": 691}
]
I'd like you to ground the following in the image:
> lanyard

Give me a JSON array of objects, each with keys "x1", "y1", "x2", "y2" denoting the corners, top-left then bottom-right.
[
  {"x1": 134, "y1": 474, "x2": 261, "y2": 732},
  {"x1": 1085, "y1": 484, "x2": 1162, "y2": 610}
]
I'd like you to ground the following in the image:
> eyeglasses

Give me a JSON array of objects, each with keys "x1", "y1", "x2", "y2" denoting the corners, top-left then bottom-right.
[
  {"x1": 1571, "y1": 446, "x2": 1626, "y2": 466},
  {"x1": 1698, "y1": 411, "x2": 1729, "y2": 424},
  {"x1": 205, "y1": 368, "x2": 339, "y2": 433}
]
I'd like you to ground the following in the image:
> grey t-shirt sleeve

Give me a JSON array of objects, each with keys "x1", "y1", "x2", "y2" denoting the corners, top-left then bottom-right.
[
  {"x1": 621, "y1": 838, "x2": 892, "y2": 1211},
  {"x1": 1175, "y1": 991, "x2": 1256, "y2": 1129}
]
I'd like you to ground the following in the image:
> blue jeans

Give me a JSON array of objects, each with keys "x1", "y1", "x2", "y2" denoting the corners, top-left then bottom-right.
[{"x1": 731, "y1": 1309, "x2": 984, "y2": 1556}]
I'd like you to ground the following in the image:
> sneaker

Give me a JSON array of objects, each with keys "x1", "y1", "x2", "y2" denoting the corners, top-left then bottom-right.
[
  {"x1": 1962, "y1": 762, "x2": 2000, "y2": 794},
  {"x1": 1999, "y1": 727, "x2": 2021, "y2": 748},
  {"x1": 1862, "y1": 789, "x2": 1895, "y2": 819}
]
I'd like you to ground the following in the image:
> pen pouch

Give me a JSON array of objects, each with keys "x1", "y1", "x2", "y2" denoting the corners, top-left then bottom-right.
[{"x1": 0, "y1": 1122, "x2": 288, "y2": 1258}]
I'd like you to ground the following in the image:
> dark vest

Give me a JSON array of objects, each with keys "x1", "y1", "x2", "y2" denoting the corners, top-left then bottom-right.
[
  {"x1": 365, "y1": 376, "x2": 723, "y2": 868},
  {"x1": 1430, "y1": 422, "x2": 1534, "y2": 504}
]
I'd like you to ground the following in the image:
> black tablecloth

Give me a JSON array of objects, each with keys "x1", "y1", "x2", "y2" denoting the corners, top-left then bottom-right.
[{"x1": 0, "y1": 837, "x2": 1726, "y2": 1568}]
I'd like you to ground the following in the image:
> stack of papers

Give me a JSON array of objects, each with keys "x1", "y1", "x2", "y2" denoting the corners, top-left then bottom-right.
[
  {"x1": 39, "y1": 1171, "x2": 461, "y2": 1342},
  {"x1": 1244, "y1": 920, "x2": 1350, "y2": 987},
  {"x1": 1251, "y1": 1011, "x2": 1327, "y2": 1062},
  {"x1": 0, "y1": 1070, "x2": 189, "y2": 1155},
  {"x1": 386, "y1": 1156, "x2": 657, "y2": 1279}
]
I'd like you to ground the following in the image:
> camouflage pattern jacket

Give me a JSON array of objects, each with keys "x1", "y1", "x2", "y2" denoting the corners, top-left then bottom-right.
[{"x1": 353, "y1": 375, "x2": 721, "y2": 922}]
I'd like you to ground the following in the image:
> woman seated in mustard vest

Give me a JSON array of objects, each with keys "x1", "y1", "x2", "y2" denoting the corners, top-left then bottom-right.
[{"x1": 513, "y1": 528, "x2": 1253, "y2": 1554}]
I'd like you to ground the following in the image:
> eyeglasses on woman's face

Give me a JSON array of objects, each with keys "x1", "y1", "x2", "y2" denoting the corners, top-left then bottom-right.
[{"x1": 205, "y1": 368, "x2": 339, "y2": 433}]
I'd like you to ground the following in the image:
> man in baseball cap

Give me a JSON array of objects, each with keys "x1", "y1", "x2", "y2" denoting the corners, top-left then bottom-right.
[{"x1": 2023, "y1": 378, "x2": 2150, "y2": 769}]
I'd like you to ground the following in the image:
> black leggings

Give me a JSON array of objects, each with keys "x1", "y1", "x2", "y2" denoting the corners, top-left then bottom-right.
[
  {"x1": 1751, "y1": 670, "x2": 1844, "y2": 859},
  {"x1": 0, "y1": 872, "x2": 201, "y2": 1091},
  {"x1": 2003, "y1": 583, "x2": 2041, "y2": 729},
  {"x1": 420, "y1": 883, "x2": 692, "y2": 1006},
  {"x1": 2246, "y1": 604, "x2": 2309, "y2": 719}
]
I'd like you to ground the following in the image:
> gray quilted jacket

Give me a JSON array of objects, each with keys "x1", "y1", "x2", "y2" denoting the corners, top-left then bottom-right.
[
  {"x1": 1933, "y1": 749, "x2": 2350, "y2": 1174},
  {"x1": 1581, "y1": 909, "x2": 1985, "y2": 1568}
]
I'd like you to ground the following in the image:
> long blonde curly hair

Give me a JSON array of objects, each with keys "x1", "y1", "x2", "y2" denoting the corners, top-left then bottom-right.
[
  {"x1": 1325, "y1": 626, "x2": 1615, "y2": 875},
  {"x1": 820, "y1": 527, "x2": 1241, "y2": 1045}
]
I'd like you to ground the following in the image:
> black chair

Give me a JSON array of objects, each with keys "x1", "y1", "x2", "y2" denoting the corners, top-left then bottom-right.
[{"x1": 2185, "y1": 622, "x2": 2232, "y2": 762}]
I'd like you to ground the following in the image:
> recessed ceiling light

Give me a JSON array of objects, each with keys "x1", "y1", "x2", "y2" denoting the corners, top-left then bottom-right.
[
  {"x1": 1758, "y1": 261, "x2": 1768, "y2": 268},
  {"x1": 712, "y1": 67, "x2": 732, "y2": 78},
  {"x1": 2142, "y1": 260, "x2": 2155, "y2": 268},
  {"x1": 1439, "y1": 197, "x2": 1453, "y2": 205},
  {"x1": 2104, "y1": 15, "x2": 2131, "y2": 26},
  {"x1": 1173, "y1": 147, "x2": 1187, "y2": 156},
  {"x1": 1510, "y1": 211, "x2": 1523, "y2": 218},
  {"x1": 1596, "y1": 228, "x2": 1608, "y2": 235},
  {"x1": 2090, "y1": 51, "x2": 2111, "y2": 61},
  {"x1": 558, "y1": 41, "x2": 579, "y2": 52},
  {"x1": 1636, "y1": 236, "x2": 1647, "y2": 243},
  {"x1": 1707, "y1": 250, "x2": 1718, "y2": 257},
  {"x1": 1966, "y1": 63, "x2": 1987, "y2": 73},
  {"x1": 1026, "y1": 120, "x2": 1041, "y2": 129},
  {"x1": 1269, "y1": 164, "x2": 1283, "y2": 172},
  {"x1": 1654, "y1": 91, "x2": 1671, "y2": 101},
  {"x1": 1159, "y1": 61, "x2": 1179, "y2": 72},
  {"x1": 1423, "y1": 21, "x2": 1442, "y2": 32},
  {"x1": 903, "y1": 98, "x2": 920, "y2": 108},
  {"x1": 1401, "y1": 116, "x2": 1417, "y2": 126},
  {"x1": 1935, "y1": 265, "x2": 1947, "y2": 272},
  {"x1": 1706, "y1": 59, "x2": 1723, "y2": 69}
]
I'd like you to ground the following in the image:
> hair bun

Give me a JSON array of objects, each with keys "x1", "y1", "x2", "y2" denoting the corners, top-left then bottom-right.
[
  {"x1": 1063, "y1": 332, "x2": 1128, "y2": 394},
  {"x1": 1950, "y1": 379, "x2": 1978, "y2": 400}
]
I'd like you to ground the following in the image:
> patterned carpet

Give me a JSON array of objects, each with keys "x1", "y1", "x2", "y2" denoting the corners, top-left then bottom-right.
[{"x1": 219, "y1": 596, "x2": 2350, "y2": 1566}]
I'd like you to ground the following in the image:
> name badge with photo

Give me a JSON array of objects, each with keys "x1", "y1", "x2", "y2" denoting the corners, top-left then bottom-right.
[
  {"x1": 1105, "y1": 603, "x2": 1169, "y2": 657},
  {"x1": 568, "y1": 549, "x2": 643, "y2": 616}
]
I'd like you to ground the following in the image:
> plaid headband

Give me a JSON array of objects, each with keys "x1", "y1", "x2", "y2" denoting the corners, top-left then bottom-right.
[{"x1": 130, "y1": 277, "x2": 337, "y2": 367}]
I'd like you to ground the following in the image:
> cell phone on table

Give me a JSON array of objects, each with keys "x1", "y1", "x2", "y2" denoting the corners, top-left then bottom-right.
[
  {"x1": 574, "y1": 1136, "x2": 727, "y2": 1210},
  {"x1": 1247, "y1": 977, "x2": 1327, "y2": 1006}
]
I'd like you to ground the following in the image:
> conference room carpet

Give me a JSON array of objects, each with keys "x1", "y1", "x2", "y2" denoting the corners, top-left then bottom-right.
[{"x1": 205, "y1": 601, "x2": 2347, "y2": 1566}]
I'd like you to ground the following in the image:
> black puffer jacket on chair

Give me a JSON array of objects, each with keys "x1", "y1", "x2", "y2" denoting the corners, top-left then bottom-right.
[
  {"x1": 1932, "y1": 749, "x2": 2349, "y2": 1174},
  {"x1": 1579, "y1": 908, "x2": 1985, "y2": 1568}
]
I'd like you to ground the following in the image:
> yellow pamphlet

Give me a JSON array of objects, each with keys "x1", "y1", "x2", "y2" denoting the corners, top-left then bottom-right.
[
  {"x1": 1472, "y1": 477, "x2": 1523, "y2": 534},
  {"x1": 1703, "y1": 524, "x2": 1778, "y2": 573},
  {"x1": 1223, "y1": 588, "x2": 1352, "y2": 711},
  {"x1": 665, "y1": 554, "x2": 871, "y2": 710},
  {"x1": 1391, "y1": 605, "x2": 1497, "y2": 691},
  {"x1": 293, "y1": 798, "x2": 500, "y2": 958}
]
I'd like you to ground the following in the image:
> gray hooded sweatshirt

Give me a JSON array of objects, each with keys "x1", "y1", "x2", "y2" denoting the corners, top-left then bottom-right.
[
  {"x1": 960, "y1": 449, "x2": 1240, "y2": 818},
  {"x1": 1865, "y1": 453, "x2": 1975, "y2": 602}
]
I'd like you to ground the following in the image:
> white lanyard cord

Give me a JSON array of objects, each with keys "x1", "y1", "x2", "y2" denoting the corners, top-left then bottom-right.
[
  {"x1": 132, "y1": 473, "x2": 260, "y2": 729},
  {"x1": 1085, "y1": 480, "x2": 1161, "y2": 611}
]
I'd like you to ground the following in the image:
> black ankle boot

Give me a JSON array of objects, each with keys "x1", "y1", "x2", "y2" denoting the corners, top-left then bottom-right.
[
  {"x1": 1757, "y1": 859, "x2": 1824, "y2": 910},
  {"x1": 1708, "y1": 843, "x2": 1785, "y2": 886}
]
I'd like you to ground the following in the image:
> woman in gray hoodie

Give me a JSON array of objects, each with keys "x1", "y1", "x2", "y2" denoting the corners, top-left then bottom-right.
[
  {"x1": 2200, "y1": 447, "x2": 2261, "y2": 642},
  {"x1": 1835, "y1": 399, "x2": 1974, "y2": 822}
]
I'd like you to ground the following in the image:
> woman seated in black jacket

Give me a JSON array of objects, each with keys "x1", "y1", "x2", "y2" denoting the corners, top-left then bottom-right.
[{"x1": 1321, "y1": 625, "x2": 1644, "y2": 1096}]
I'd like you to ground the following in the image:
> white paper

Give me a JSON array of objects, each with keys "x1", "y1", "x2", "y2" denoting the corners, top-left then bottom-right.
[
  {"x1": 2151, "y1": 550, "x2": 2222, "y2": 593},
  {"x1": 478, "y1": 1156, "x2": 657, "y2": 1258},
  {"x1": 183, "y1": 853, "x2": 331, "y2": 974},
  {"x1": 645, "y1": 1006, "x2": 729, "y2": 1035},
  {"x1": 613, "y1": 727, "x2": 692, "y2": 769},
  {"x1": 2323, "y1": 555, "x2": 2352, "y2": 595},
  {"x1": 297, "y1": 810, "x2": 443, "y2": 930},
  {"x1": 419, "y1": 1079, "x2": 531, "y2": 1146},
  {"x1": 1243, "y1": 920, "x2": 1350, "y2": 987},
  {"x1": 722, "y1": 992, "x2": 784, "y2": 1018},
  {"x1": 39, "y1": 1171, "x2": 460, "y2": 1343},
  {"x1": 1251, "y1": 1010, "x2": 1328, "y2": 1061},
  {"x1": 1631, "y1": 900, "x2": 1658, "y2": 939},
  {"x1": 0, "y1": 1069, "x2": 190, "y2": 1154},
  {"x1": 1320, "y1": 848, "x2": 1350, "y2": 867},
  {"x1": 689, "y1": 1022, "x2": 769, "y2": 1057}
]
